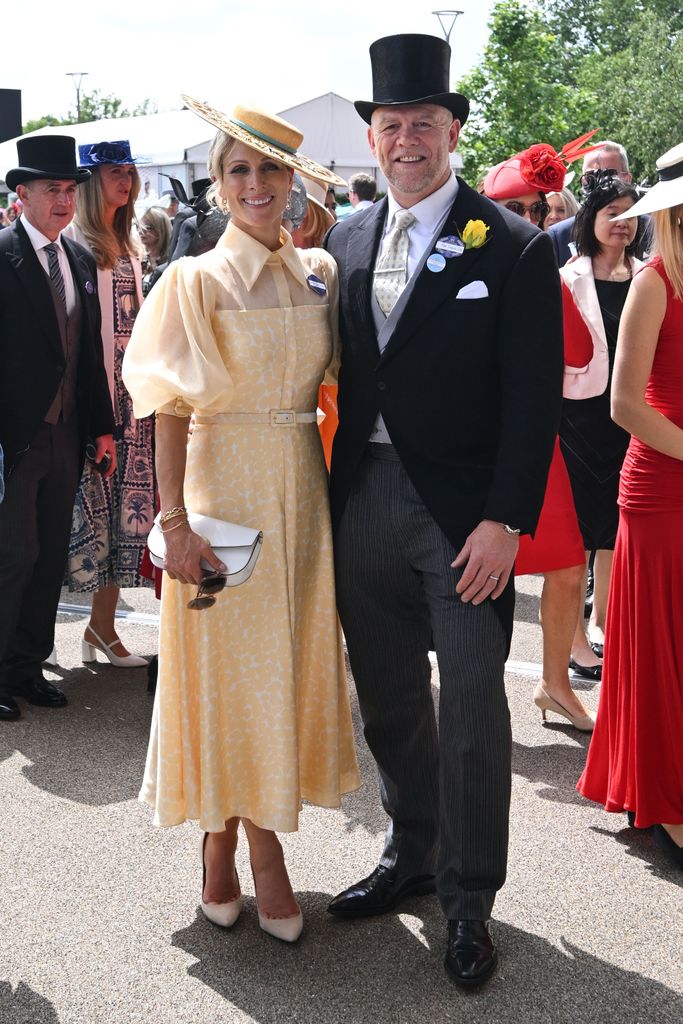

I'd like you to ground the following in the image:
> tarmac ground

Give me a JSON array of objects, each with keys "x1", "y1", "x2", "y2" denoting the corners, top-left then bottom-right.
[{"x1": 1, "y1": 575, "x2": 681, "y2": 1024}]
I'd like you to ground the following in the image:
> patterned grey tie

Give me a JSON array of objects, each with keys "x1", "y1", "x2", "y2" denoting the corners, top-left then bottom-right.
[
  {"x1": 373, "y1": 209, "x2": 416, "y2": 317},
  {"x1": 45, "y1": 243, "x2": 67, "y2": 311}
]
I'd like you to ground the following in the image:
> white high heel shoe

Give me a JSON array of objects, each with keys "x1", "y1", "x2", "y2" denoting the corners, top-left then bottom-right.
[
  {"x1": 200, "y1": 834, "x2": 242, "y2": 928},
  {"x1": 44, "y1": 647, "x2": 58, "y2": 666},
  {"x1": 252, "y1": 864, "x2": 303, "y2": 943},
  {"x1": 81, "y1": 627, "x2": 148, "y2": 668}
]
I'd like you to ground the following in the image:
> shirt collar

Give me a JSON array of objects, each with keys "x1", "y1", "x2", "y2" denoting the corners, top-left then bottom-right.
[
  {"x1": 386, "y1": 171, "x2": 459, "y2": 233},
  {"x1": 20, "y1": 213, "x2": 66, "y2": 254},
  {"x1": 217, "y1": 220, "x2": 309, "y2": 291}
]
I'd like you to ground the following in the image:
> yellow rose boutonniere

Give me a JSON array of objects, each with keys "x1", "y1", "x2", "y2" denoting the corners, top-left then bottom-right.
[{"x1": 461, "y1": 219, "x2": 490, "y2": 249}]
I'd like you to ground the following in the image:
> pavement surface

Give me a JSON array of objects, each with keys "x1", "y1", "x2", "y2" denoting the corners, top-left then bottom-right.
[{"x1": 1, "y1": 576, "x2": 681, "y2": 1024}]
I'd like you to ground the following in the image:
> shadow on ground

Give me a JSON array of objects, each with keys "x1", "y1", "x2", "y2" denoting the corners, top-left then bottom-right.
[
  {"x1": 0, "y1": 981, "x2": 60, "y2": 1024},
  {"x1": 172, "y1": 905, "x2": 683, "y2": 1024}
]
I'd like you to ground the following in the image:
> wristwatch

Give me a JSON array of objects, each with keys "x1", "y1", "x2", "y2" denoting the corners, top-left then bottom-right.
[{"x1": 502, "y1": 524, "x2": 521, "y2": 536}]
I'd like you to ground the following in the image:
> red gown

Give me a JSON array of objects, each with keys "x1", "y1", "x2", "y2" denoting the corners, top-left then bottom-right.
[
  {"x1": 515, "y1": 280, "x2": 592, "y2": 575},
  {"x1": 578, "y1": 258, "x2": 683, "y2": 827}
]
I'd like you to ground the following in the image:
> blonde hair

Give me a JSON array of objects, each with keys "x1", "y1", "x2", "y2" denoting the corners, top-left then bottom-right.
[
  {"x1": 652, "y1": 204, "x2": 683, "y2": 299},
  {"x1": 75, "y1": 165, "x2": 141, "y2": 269},
  {"x1": 548, "y1": 186, "x2": 580, "y2": 218},
  {"x1": 206, "y1": 131, "x2": 238, "y2": 211},
  {"x1": 293, "y1": 200, "x2": 335, "y2": 248},
  {"x1": 141, "y1": 205, "x2": 172, "y2": 261}
]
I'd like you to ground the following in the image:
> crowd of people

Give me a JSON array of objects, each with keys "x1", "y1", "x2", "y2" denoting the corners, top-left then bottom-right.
[{"x1": 0, "y1": 30, "x2": 681, "y2": 989}]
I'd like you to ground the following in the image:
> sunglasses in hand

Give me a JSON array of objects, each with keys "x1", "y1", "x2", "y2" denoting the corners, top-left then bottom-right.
[{"x1": 187, "y1": 570, "x2": 227, "y2": 610}]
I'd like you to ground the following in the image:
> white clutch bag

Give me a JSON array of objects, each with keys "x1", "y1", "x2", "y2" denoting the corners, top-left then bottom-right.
[{"x1": 147, "y1": 512, "x2": 263, "y2": 587}]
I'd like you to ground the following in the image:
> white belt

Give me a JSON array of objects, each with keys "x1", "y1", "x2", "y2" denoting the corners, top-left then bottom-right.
[{"x1": 195, "y1": 409, "x2": 317, "y2": 426}]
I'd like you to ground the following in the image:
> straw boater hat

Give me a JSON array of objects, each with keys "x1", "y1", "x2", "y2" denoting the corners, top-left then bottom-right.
[
  {"x1": 181, "y1": 95, "x2": 346, "y2": 189},
  {"x1": 613, "y1": 141, "x2": 683, "y2": 219}
]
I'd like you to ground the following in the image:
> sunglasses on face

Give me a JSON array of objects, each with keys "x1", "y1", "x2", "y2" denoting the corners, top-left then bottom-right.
[
  {"x1": 504, "y1": 199, "x2": 549, "y2": 223},
  {"x1": 187, "y1": 571, "x2": 227, "y2": 610}
]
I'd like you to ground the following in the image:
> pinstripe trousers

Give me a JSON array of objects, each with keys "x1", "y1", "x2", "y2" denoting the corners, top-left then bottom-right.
[{"x1": 335, "y1": 446, "x2": 512, "y2": 920}]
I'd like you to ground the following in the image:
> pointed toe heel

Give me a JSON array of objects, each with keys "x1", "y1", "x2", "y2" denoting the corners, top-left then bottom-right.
[
  {"x1": 82, "y1": 627, "x2": 148, "y2": 668},
  {"x1": 257, "y1": 906, "x2": 303, "y2": 943},
  {"x1": 533, "y1": 684, "x2": 595, "y2": 732},
  {"x1": 200, "y1": 835, "x2": 242, "y2": 928}
]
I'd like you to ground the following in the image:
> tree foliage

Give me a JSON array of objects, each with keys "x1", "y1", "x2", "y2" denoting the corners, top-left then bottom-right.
[
  {"x1": 23, "y1": 90, "x2": 157, "y2": 134},
  {"x1": 456, "y1": 0, "x2": 683, "y2": 185}
]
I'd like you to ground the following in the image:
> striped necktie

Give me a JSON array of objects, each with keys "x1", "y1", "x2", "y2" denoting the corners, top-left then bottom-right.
[
  {"x1": 45, "y1": 243, "x2": 67, "y2": 311},
  {"x1": 373, "y1": 209, "x2": 416, "y2": 317}
]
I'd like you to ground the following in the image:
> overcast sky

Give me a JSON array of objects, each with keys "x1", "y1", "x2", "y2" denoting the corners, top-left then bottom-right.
[{"x1": 3, "y1": 2, "x2": 496, "y2": 123}]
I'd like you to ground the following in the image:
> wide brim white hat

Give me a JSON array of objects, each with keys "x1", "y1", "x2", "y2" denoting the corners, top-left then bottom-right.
[
  {"x1": 181, "y1": 95, "x2": 346, "y2": 189},
  {"x1": 613, "y1": 141, "x2": 683, "y2": 219}
]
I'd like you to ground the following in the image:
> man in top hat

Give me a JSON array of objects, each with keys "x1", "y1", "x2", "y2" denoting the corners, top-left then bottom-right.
[
  {"x1": 325, "y1": 34, "x2": 563, "y2": 985},
  {"x1": 0, "y1": 135, "x2": 115, "y2": 720}
]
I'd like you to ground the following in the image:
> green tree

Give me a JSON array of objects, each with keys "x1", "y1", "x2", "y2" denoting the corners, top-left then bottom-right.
[
  {"x1": 455, "y1": 0, "x2": 595, "y2": 184},
  {"x1": 546, "y1": 0, "x2": 683, "y2": 54},
  {"x1": 23, "y1": 90, "x2": 158, "y2": 133}
]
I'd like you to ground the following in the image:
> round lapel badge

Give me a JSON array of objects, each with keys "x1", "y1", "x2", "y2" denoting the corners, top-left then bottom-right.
[
  {"x1": 435, "y1": 235, "x2": 465, "y2": 259},
  {"x1": 85, "y1": 280, "x2": 95, "y2": 294},
  {"x1": 427, "y1": 253, "x2": 447, "y2": 273},
  {"x1": 307, "y1": 273, "x2": 327, "y2": 296}
]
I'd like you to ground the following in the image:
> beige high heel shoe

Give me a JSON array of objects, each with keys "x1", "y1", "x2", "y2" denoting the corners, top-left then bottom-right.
[
  {"x1": 200, "y1": 834, "x2": 242, "y2": 928},
  {"x1": 533, "y1": 683, "x2": 595, "y2": 732},
  {"x1": 251, "y1": 865, "x2": 303, "y2": 943}
]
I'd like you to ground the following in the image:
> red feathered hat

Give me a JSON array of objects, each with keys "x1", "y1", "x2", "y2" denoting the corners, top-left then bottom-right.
[{"x1": 483, "y1": 130, "x2": 602, "y2": 200}]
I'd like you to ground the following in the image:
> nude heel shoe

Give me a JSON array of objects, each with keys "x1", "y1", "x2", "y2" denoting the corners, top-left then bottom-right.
[
  {"x1": 200, "y1": 834, "x2": 242, "y2": 928},
  {"x1": 533, "y1": 683, "x2": 595, "y2": 732},
  {"x1": 251, "y1": 865, "x2": 303, "y2": 943},
  {"x1": 81, "y1": 627, "x2": 148, "y2": 668}
]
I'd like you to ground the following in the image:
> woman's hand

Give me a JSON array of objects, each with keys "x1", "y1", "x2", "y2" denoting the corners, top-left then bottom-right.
[{"x1": 162, "y1": 523, "x2": 226, "y2": 585}]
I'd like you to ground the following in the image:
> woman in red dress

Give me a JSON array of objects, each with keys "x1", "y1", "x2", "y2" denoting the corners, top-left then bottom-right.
[
  {"x1": 578, "y1": 143, "x2": 683, "y2": 867},
  {"x1": 483, "y1": 136, "x2": 602, "y2": 731}
]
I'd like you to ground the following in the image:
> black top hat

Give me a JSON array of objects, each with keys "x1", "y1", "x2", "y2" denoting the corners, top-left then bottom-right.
[
  {"x1": 6, "y1": 135, "x2": 91, "y2": 191},
  {"x1": 354, "y1": 34, "x2": 469, "y2": 126}
]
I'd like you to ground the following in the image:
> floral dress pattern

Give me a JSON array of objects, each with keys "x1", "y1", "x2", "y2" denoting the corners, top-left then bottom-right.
[{"x1": 66, "y1": 256, "x2": 155, "y2": 591}]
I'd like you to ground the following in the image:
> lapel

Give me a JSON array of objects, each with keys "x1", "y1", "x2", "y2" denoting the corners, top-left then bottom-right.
[
  {"x1": 63, "y1": 234, "x2": 97, "y2": 339},
  {"x1": 5, "y1": 220, "x2": 63, "y2": 357},
  {"x1": 344, "y1": 198, "x2": 387, "y2": 360},
  {"x1": 379, "y1": 181, "x2": 492, "y2": 365}
]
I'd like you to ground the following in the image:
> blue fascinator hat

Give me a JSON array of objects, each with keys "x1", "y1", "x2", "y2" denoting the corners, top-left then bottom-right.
[{"x1": 78, "y1": 140, "x2": 138, "y2": 167}]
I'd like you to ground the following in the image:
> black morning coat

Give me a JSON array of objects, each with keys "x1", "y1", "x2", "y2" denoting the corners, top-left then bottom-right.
[
  {"x1": 325, "y1": 180, "x2": 564, "y2": 644},
  {"x1": 0, "y1": 219, "x2": 114, "y2": 480}
]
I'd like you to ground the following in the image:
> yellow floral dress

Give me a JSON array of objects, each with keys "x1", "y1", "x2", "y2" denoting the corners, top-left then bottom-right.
[{"x1": 122, "y1": 222, "x2": 360, "y2": 832}]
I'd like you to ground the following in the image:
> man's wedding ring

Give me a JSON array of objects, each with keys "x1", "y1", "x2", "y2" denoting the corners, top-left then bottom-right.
[{"x1": 489, "y1": 574, "x2": 500, "y2": 581}]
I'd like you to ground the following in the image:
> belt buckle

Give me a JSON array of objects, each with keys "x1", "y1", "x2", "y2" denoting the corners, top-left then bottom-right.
[{"x1": 270, "y1": 409, "x2": 296, "y2": 426}]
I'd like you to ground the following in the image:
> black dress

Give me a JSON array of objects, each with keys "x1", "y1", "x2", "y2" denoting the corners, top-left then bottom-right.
[{"x1": 559, "y1": 278, "x2": 631, "y2": 550}]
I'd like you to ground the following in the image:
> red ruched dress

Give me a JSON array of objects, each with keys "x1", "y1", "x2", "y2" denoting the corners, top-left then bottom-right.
[{"x1": 578, "y1": 258, "x2": 683, "y2": 826}]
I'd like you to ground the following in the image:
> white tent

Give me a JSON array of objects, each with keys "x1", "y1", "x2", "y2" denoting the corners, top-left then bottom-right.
[{"x1": 0, "y1": 93, "x2": 463, "y2": 198}]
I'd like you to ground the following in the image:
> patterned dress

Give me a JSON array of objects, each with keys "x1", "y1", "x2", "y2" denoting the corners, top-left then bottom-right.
[
  {"x1": 122, "y1": 222, "x2": 360, "y2": 832},
  {"x1": 67, "y1": 256, "x2": 155, "y2": 590}
]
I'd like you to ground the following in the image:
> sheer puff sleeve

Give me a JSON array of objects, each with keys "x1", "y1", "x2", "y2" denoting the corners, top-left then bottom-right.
[{"x1": 122, "y1": 257, "x2": 233, "y2": 419}]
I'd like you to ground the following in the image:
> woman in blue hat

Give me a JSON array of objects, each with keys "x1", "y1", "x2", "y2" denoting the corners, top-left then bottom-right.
[{"x1": 64, "y1": 140, "x2": 154, "y2": 667}]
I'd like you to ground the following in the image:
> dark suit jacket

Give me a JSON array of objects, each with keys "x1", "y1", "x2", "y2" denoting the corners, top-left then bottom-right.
[
  {"x1": 0, "y1": 219, "x2": 114, "y2": 480},
  {"x1": 547, "y1": 216, "x2": 576, "y2": 267},
  {"x1": 325, "y1": 179, "x2": 564, "y2": 556}
]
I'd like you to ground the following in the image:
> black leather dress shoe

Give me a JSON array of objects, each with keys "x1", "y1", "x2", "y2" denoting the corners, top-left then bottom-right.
[
  {"x1": 8, "y1": 676, "x2": 67, "y2": 708},
  {"x1": 568, "y1": 657, "x2": 602, "y2": 681},
  {"x1": 444, "y1": 919, "x2": 497, "y2": 988},
  {"x1": 0, "y1": 690, "x2": 21, "y2": 720},
  {"x1": 327, "y1": 864, "x2": 435, "y2": 918},
  {"x1": 589, "y1": 640, "x2": 604, "y2": 658}
]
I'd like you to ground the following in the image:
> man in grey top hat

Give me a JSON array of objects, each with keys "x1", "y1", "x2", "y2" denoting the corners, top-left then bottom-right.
[
  {"x1": 0, "y1": 135, "x2": 115, "y2": 720},
  {"x1": 325, "y1": 34, "x2": 563, "y2": 986}
]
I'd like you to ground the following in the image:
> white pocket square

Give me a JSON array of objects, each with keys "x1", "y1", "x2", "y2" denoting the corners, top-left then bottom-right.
[{"x1": 455, "y1": 280, "x2": 489, "y2": 299}]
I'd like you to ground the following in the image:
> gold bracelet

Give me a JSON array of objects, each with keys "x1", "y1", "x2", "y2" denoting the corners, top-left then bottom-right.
[
  {"x1": 160, "y1": 517, "x2": 190, "y2": 534},
  {"x1": 159, "y1": 506, "x2": 188, "y2": 526}
]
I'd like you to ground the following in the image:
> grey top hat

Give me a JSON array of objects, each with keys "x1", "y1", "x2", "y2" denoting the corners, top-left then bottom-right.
[
  {"x1": 354, "y1": 34, "x2": 469, "y2": 126},
  {"x1": 6, "y1": 135, "x2": 91, "y2": 191}
]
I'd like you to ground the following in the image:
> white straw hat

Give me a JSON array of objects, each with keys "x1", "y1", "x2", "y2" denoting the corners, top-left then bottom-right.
[{"x1": 613, "y1": 141, "x2": 683, "y2": 219}]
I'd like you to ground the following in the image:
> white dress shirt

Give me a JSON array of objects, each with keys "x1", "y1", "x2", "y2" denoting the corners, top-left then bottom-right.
[
  {"x1": 370, "y1": 172, "x2": 459, "y2": 443},
  {"x1": 20, "y1": 214, "x2": 77, "y2": 314}
]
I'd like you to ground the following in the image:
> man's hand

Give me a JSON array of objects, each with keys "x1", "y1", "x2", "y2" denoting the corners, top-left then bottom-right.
[
  {"x1": 94, "y1": 434, "x2": 117, "y2": 478},
  {"x1": 452, "y1": 520, "x2": 519, "y2": 604}
]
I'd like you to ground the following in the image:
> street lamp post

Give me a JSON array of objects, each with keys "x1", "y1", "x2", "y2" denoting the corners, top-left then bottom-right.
[
  {"x1": 66, "y1": 72, "x2": 89, "y2": 121},
  {"x1": 432, "y1": 9, "x2": 464, "y2": 45}
]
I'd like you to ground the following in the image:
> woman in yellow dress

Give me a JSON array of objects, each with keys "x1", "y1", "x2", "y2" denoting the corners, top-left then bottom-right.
[{"x1": 122, "y1": 98, "x2": 360, "y2": 943}]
